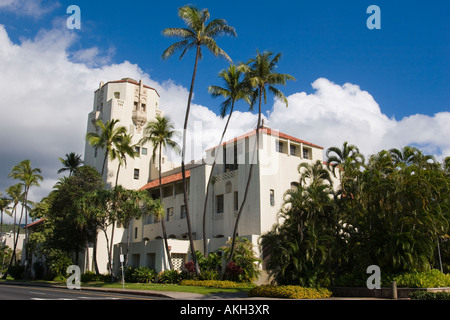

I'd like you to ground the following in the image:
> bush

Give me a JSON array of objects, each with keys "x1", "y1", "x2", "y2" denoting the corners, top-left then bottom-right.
[
  {"x1": 249, "y1": 285, "x2": 332, "y2": 299},
  {"x1": 9, "y1": 264, "x2": 25, "y2": 280},
  {"x1": 409, "y1": 291, "x2": 450, "y2": 300},
  {"x1": 180, "y1": 279, "x2": 249, "y2": 288},
  {"x1": 132, "y1": 266, "x2": 157, "y2": 283},
  {"x1": 388, "y1": 270, "x2": 450, "y2": 288},
  {"x1": 158, "y1": 269, "x2": 182, "y2": 284},
  {"x1": 81, "y1": 271, "x2": 110, "y2": 283}
]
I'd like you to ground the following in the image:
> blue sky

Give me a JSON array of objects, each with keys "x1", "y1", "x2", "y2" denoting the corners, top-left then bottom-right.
[
  {"x1": 2, "y1": 0, "x2": 448, "y2": 119},
  {"x1": 0, "y1": 0, "x2": 449, "y2": 218}
]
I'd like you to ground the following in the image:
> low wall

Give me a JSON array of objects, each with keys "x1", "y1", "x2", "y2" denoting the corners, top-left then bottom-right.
[{"x1": 331, "y1": 286, "x2": 450, "y2": 299}]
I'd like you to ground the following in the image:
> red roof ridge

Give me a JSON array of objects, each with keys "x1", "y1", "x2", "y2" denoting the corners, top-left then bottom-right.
[
  {"x1": 140, "y1": 170, "x2": 191, "y2": 191},
  {"x1": 205, "y1": 127, "x2": 323, "y2": 152}
]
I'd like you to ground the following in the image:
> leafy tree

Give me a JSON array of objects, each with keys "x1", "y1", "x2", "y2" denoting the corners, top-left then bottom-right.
[{"x1": 162, "y1": 4, "x2": 236, "y2": 275}]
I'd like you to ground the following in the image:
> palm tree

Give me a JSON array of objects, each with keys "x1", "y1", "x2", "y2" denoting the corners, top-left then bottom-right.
[
  {"x1": 0, "y1": 195, "x2": 12, "y2": 241},
  {"x1": 201, "y1": 64, "x2": 250, "y2": 256},
  {"x1": 140, "y1": 116, "x2": 180, "y2": 270},
  {"x1": 58, "y1": 152, "x2": 83, "y2": 176},
  {"x1": 326, "y1": 141, "x2": 365, "y2": 196},
  {"x1": 1, "y1": 183, "x2": 24, "y2": 279},
  {"x1": 162, "y1": 4, "x2": 236, "y2": 274},
  {"x1": 228, "y1": 50, "x2": 295, "y2": 261},
  {"x1": 111, "y1": 133, "x2": 138, "y2": 187},
  {"x1": 8, "y1": 160, "x2": 43, "y2": 243},
  {"x1": 86, "y1": 119, "x2": 128, "y2": 178}
]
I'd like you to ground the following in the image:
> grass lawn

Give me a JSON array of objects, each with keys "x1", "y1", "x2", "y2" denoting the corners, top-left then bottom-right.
[
  {"x1": 0, "y1": 278, "x2": 253, "y2": 295},
  {"x1": 84, "y1": 281, "x2": 254, "y2": 295}
]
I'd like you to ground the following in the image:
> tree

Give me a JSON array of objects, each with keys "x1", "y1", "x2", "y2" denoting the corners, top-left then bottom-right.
[
  {"x1": 86, "y1": 119, "x2": 127, "y2": 177},
  {"x1": 229, "y1": 50, "x2": 295, "y2": 262},
  {"x1": 162, "y1": 4, "x2": 236, "y2": 274},
  {"x1": 140, "y1": 115, "x2": 180, "y2": 270},
  {"x1": 111, "y1": 133, "x2": 138, "y2": 187},
  {"x1": 57, "y1": 152, "x2": 83, "y2": 177},
  {"x1": 9, "y1": 160, "x2": 43, "y2": 242},
  {"x1": 0, "y1": 195, "x2": 12, "y2": 240},
  {"x1": 202, "y1": 64, "x2": 250, "y2": 256}
]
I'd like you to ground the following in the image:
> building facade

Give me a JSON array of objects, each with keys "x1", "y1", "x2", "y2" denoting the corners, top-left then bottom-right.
[{"x1": 83, "y1": 78, "x2": 338, "y2": 278}]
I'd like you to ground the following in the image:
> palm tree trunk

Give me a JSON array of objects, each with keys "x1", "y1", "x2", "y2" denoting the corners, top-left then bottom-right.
[
  {"x1": 181, "y1": 45, "x2": 201, "y2": 275},
  {"x1": 228, "y1": 89, "x2": 262, "y2": 263},
  {"x1": 2, "y1": 204, "x2": 25, "y2": 279},
  {"x1": 159, "y1": 144, "x2": 174, "y2": 270},
  {"x1": 202, "y1": 102, "x2": 235, "y2": 257}
]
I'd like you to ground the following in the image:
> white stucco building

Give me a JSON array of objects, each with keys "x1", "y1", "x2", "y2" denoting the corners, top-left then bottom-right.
[{"x1": 83, "y1": 78, "x2": 338, "y2": 279}]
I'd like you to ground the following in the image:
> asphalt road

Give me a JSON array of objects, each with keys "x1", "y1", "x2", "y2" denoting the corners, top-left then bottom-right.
[{"x1": 0, "y1": 283, "x2": 159, "y2": 300}]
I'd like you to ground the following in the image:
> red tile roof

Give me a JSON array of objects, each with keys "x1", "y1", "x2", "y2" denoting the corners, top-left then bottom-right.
[
  {"x1": 140, "y1": 170, "x2": 191, "y2": 191},
  {"x1": 26, "y1": 218, "x2": 45, "y2": 229},
  {"x1": 206, "y1": 127, "x2": 323, "y2": 151},
  {"x1": 95, "y1": 79, "x2": 160, "y2": 97}
]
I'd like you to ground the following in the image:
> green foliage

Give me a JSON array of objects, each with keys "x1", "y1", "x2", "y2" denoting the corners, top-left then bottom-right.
[
  {"x1": 180, "y1": 279, "x2": 252, "y2": 288},
  {"x1": 221, "y1": 237, "x2": 261, "y2": 282},
  {"x1": 387, "y1": 270, "x2": 450, "y2": 288},
  {"x1": 9, "y1": 264, "x2": 25, "y2": 280},
  {"x1": 131, "y1": 266, "x2": 157, "y2": 283},
  {"x1": 45, "y1": 249, "x2": 72, "y2": 279},
  {"x1": 261, "y1": 144, "x2": 450, "y2": 287},
  {"x1": 248, "y1": 285, "x2": 332, "y2": 299},
  {"x1": 158, "y1": 269, "x2": 183, "y2": 284},
  {"x1": 409, "y1": 291, "x2": 450, "y2": 300},
  {"x1": 81, "y1": 271, "x2": 110, "y2": 283}
]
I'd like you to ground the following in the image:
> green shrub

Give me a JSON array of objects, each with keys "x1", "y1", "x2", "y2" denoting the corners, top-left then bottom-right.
[
  {"x1": 180, "y1": 279, "x2": 250, "y2": 288},
  {"x1": 81, "y1": 271, "x2": 110, "y2": 283},
  {"x1": 409, "y1": 291, "x2": 450, "y2": 300},
  {"x1": 132, "y1": 266, "x2": 157, "y2": 283},
  {"x1": 158, "y1": 269, "x2": 182, "y2": 284},
  {"x1": 249, "y1": 285, "x2": 332, "y2": 299},
  {"x1": 9, "y1": 264, "x2": 25, "y2": 280},
  {"x1": 388, "y1": 270, "x2": 450, "y2": 288}
]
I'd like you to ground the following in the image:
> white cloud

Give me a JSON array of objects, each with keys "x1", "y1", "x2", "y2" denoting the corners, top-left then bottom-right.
[
  {"x1": 0, "y1": 24, "x2": 448, "y2": 225},
  {"x1": 0, "y1": 0, "x2": 59, "y2": 17},
  {"x1": 268, "y1": 78, "x2": 449, "y2": 162}
]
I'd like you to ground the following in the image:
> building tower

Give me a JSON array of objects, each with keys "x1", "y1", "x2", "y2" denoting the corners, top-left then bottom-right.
[{"x1": 84, "y1": 78, "x2": 163, "y2": 189}]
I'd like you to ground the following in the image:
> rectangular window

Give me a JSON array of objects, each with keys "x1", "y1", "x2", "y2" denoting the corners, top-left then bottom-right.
[
  {"x1": 270, "y1": 189, "x2": 275, "y2": 206},
  {"x1": 180, "y1": 205, "x2": 186, "y2": 219},
  {"x1": 134, "y1": 227, "x2": 138, "y2": 239},
  {"x1": 134, "y1": 169, "x2": 140, "y2": 180},
  {"x1": 141, "y1": 103, "x2": 146, "y2": 112},
  {"x1": 133, "y1": 101, "x2": 138, "y2": 111},
  {"x1": 114, "y1": 92, "x2": 120, "y2": 99},
  {"x1": 290, "y1": 144, "x2": 297, "y2": 156},
  {"x1": 234, "y1": 191, "x2": 239, "y2": 211},
  {"x1": 303, "y1": 148, "x2": 310, "y2": 159},
  {"x1": 175, "y1": 182, "x2": 184, "y2": 195},
  {"x1": 163, "y1": 185, "x2": 173, "y2": 198},
  {"x1": 216, "y1": 195, "x2": 224, "y2": 214},
  {"x1": 276, "y1": 141, "x2": 283, "y2": 153},
  {"x1": 166, "y1": 207, "x2": 174, "y2": 222},
  {"x1": 141, "y1": 147, "x2": 148, "y2": 155},
  {"x1": 135, "y1": 146, "x2": 140, "y2": 154}
]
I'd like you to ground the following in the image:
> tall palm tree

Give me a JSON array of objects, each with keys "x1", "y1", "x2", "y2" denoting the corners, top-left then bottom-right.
[
  {"x1": 111, "y1": 133, "x2": 138, "y2": 187},
  {"x1": 140, "y1": 116, "x2": 180, "y2": 270},
  {"x1": 1, "y1": 183, "x2": 24, "y2": 279},
  {"x1": 0, "y1": 195, "x2": 12, "y2": 246},
  {"x1": 86, "y1": 119, "x2": 128, "y2": 178},
  {"x1": 326, "y1": 141, "x2": 365, "y2": 195},
  {"x1": 228, "y1": 50, "x2": 295, "y2": 261},
  {"x1": 58, "y1": 152, "x2": 83, "y2": 177},
  {"x1": 162, "y1": 4, "x2": 236, "y2": 274},
  {"x1": 201, "y1": 64, "x2": 250, "y2": 256},
  {"x1": 8, "y1": 160, "x2": 43, "y2": 243}
]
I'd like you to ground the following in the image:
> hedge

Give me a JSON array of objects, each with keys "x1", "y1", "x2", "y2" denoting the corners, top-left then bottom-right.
[
  {"x1": 248, "y1": 285, "x2": 332, "y2": 299},
  {"x1": 180, "y1": 279, "x2": 252, "y2": 288}
]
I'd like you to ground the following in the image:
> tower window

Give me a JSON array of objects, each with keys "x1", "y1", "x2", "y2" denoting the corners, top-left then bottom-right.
[
  {"x1": 270, "y1": 189, "x2": 275, "y2": 206},
  {"x1": 114, "y1": 92, "x2": 120, "y2": 99},
  {"x1": 134, "y1": 169, "x2": 140, "y2": 180},
  {"x1": 216, "y1": 195, "x2": 224, "y2": 214}
]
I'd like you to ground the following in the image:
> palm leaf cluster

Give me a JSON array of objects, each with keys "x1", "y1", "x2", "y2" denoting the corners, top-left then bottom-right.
[{"x1": 261, "y1": 144, "x2": 450, "y2": 286}]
